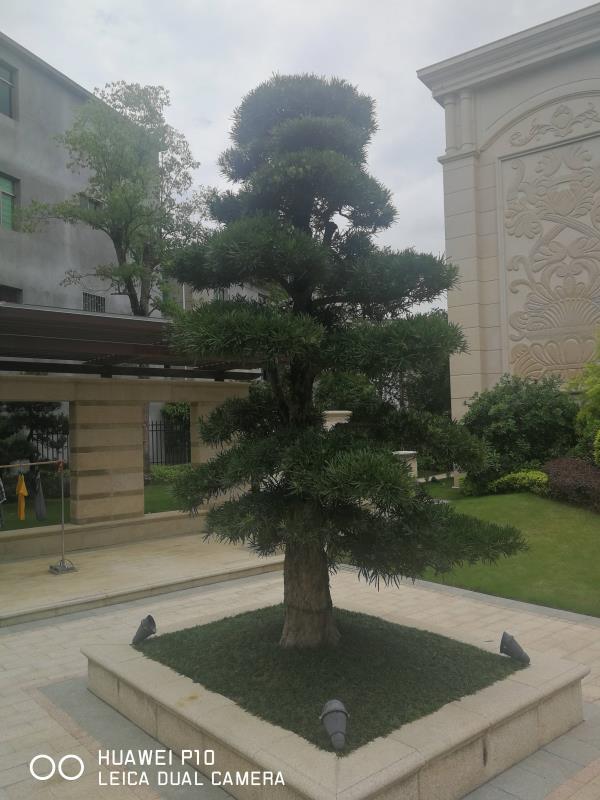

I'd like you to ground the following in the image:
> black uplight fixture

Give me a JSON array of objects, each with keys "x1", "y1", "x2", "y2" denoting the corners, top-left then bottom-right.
[
  {"x1": 320, "y1": 699, "x2": 349, "y2": 751},
  {"x1": 500, "y1": 631, "x2": 530, "y2": 665},
  {"x1": 132, "y1": 615, "x2": 156, "y2": 645}
]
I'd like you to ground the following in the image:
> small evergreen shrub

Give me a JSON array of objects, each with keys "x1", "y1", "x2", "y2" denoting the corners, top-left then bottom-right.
[
  {"x1": 488, "y1": 470, "x2": 548, "y2": 496},
  {"x1": 543, "y1": 458, "x2": 600, "y2": 513}
]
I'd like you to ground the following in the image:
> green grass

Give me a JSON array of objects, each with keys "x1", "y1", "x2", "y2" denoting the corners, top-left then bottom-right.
[
  {"x1": 424, "y1": 488, "x2": 600, "y2": 617},
  {"x1": 0, "y1": 484, "x2": 179, "y2": 531},
  {"x1": 138, "y1": 604, "x2": 519, "y2": 752},
  {"x1": 143, "y1": 483, "x2": 179, "y2": 514}
]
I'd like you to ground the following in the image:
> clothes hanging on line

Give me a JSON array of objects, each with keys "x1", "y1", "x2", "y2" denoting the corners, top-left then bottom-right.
[
  {"x1": 16, "y1": 473, "x2": 28, "y2": 521},
  {"x1": 33, "y1": 469, "x2": 47, "y2": 521},
  {"x1": 0, "y1": 476, "x2": 5, "y2": 529}
]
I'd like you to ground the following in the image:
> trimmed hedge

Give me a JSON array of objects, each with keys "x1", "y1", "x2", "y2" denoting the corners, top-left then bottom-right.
[
  {"x1": 543, "y1": 458, "x2": 600, "y2": 513},
  {"x1": 488, "y1": 470, "x2": 549, "y2": 496},
  {"x1": 148, "y1": 464, "x2": 192, "y2": 484}
]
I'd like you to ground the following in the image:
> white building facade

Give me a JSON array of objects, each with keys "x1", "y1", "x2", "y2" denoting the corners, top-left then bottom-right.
[{"x1": 419, "y1": 5, "x2": 600, "y2": 418}]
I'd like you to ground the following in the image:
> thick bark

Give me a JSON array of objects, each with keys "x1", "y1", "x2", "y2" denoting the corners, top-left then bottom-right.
[{"x1": 279, "y1": 542, "x2": 340, "y2": 648}]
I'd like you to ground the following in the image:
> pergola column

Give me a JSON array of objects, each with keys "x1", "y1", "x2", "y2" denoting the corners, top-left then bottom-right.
[{"x1": 69, "y1": 401, "x2": 145, "y2": 524}]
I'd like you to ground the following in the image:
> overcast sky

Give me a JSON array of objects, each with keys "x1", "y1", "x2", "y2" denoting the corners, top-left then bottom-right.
[{"x1": 1, "y1": 0, "x2": 594, "y2": 257}]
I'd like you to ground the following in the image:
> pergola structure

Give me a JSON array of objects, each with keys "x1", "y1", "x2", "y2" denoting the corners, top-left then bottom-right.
[
  {"x1": 0, "y1": 303, "x2": 259, "y2": 380},
  {"x1": 0, "y1": 303, "x2": 253, "y2": 537}
]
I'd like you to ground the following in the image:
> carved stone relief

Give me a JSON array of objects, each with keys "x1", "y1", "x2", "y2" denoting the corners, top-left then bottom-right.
[
  {"x1": 510, "y1": 102, "x2": 600, "y2": 147},
  {"x1": 502, "y1": 138, "x2": 600, "y2": 379}
]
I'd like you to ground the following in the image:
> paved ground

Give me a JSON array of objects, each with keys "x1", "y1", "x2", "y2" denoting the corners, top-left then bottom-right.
[
  {"x1": 2, "y1": 561, "x2": 600, "y2": 799},
  {"x1": 0, "y1": 536, "x2": 283, "y2": 626}
]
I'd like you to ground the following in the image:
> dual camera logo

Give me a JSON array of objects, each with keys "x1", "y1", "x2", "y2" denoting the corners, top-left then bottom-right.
[{"x1": 29, "y1": 754, "x2": 85, "y2": 782}]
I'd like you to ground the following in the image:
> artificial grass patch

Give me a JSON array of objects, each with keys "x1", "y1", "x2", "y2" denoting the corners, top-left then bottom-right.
[{"x1": 137, "y1": 604, "x2": 520, "y2": 752}]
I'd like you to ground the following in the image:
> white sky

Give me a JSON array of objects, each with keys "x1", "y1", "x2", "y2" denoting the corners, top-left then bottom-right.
[{"x1": 0, "y1": 0, "x2": 594, "y2": 257}]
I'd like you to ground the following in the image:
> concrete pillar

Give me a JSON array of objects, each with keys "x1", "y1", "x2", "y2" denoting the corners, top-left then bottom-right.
[{"x1": 69, "y1": 401, "x2": 145, "y2": 524}]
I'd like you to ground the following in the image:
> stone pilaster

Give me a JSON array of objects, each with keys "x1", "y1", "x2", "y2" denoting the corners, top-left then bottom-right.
[{"x1": 69, "y1": 401, "x2": 144, "y2": 524}]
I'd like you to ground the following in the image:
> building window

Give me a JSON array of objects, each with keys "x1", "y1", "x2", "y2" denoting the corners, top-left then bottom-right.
[
  {"x1": 0, "y1": 284, "x2": 22, "y2": 303},
  {"x1": 82, "y1": 292, "x2": 106, "y2": 313},
  {"x1": 0, "y1": 62, "x2": 14, "y2": 118},
  {"x1": 0, "y1": 175, "x2": 16, "y2": 230},
  {"x1": 78, "y1": 193, "x2": 101, "y2": 211}
]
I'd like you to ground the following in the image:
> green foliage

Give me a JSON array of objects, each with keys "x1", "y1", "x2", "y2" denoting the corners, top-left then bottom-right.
[
  {"x1": 0, "y1": 403, "x2": 68, "y2": 466},
  {"x1": 571, "y1": 333, "x2": 600, "y2": 460},
  {"x1": 170, "y1": 74, "x2": 525, "y2": 636},
  {"x1": 22, "y1": 82, "x2": 204, "y2": 316},
  {"x1": 488, "y1": 470, "x2": 549, "y2": 496},
  {"x1": 149, "y1": 464, "x2": 192, "y2": 485},
  {"x1": 160, "y1": 403, "x2": 190, "y2": 422},
  {"x1": 594, "y1": 429, "x2": 600, "y2": 467},
  {"x1": 462, "y1": 374, "x2": 577, "y2": 489}
]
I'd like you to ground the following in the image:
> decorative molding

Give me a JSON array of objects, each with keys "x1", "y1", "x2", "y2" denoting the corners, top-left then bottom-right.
[
  {"x1": 510, "y1": 103, "x2": 600, "y2": 147},
  {"x1": 418, "y1": 5, "x2": 600, "y2": 103}
]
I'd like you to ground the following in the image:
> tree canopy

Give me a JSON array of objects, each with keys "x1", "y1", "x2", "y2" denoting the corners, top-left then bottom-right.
[
  {"x1": 24, "y1": 82, "x2": 204, "y2": 316},
  {"x1": 170, "y1": 74, "x2": 524, "y2": 648}
]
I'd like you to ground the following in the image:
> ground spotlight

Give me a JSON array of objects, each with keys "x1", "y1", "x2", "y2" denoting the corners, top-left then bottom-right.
[
  {"x1": 500, "y1": 631, "x2": 530, "y2": 665},
  {"x1": 320, "y1": 699, "x2": 349, "y2": 751},
  {"x1": 132, "y1": 614, "x2": 156, "y2": 645}
]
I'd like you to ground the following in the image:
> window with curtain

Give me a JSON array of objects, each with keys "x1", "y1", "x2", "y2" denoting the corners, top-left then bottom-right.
[
  {"x1": 0, "y1": 63, "x2": 14, "y2": 117},
  {"x1": 0, "y1": 176, "x2": 16, "y2": 230}
]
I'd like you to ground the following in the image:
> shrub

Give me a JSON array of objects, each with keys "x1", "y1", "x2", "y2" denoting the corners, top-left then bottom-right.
[
  {"x1": 462, "y1": 374, "x2": 577, "y2": 487},
  {"x1": 594, "y1": 429, "x2": 600, "y2": 467},
  {"x1": 488, "y1": 470, "x2": 549, "y2": 496},
  {"x1": 149, "y1": 464, "x2": 192, "y2": 484},
  {"x1": 543, "y1": 458, "x2": 600, "y2": 513}
]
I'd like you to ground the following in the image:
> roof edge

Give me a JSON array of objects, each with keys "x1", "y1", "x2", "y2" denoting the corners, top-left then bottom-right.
[
  {"x1": 417, "y1": 3, "x2": 600, "y2": 102},
  {"x1": 0, "y1": 30, "x2": 94, "y2": 101}
]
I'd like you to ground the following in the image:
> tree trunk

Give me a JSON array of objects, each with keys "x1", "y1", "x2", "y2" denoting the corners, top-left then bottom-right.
[{"x1": 279, "y1": 542, "x2": 340, "y2": 648}]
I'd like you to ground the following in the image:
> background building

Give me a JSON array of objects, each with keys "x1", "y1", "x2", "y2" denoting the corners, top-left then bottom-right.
[
  {"x1": 419, "y1": 4, "x2": 600, "y2": 418},
  {"x1": 0, "y1": 31, "x2": 131, "y2": 313}
]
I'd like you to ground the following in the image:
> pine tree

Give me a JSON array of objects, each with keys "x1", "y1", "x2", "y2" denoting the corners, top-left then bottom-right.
[{"x1": 171, "y1": 75, "x2": 525, "y2": 648}]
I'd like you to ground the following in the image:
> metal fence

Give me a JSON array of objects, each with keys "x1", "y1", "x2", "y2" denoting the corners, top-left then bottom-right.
[
  {"x1": 28, "y1": 420, "x2": 191, "y2": 467},
  {"x1": 146, "y1": 419, "x2": 191, "y2": 465},
  {"x1": 30, "y1": 432, "x2": 69, "y2": 464}
]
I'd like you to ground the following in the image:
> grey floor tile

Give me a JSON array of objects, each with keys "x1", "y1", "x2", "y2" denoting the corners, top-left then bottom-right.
[
  {"x1": 489, "y1": 764, "x2": 556, "y2": 800},
  {"x1": 517, "y1": 749, "x2": 581, "y2": 783},
  {"x1": 544, "y1": 734, "x2": 600, "y2": 766},
  {"x1": 464, "y1": 785, "x2": 519, "y2": 799}
]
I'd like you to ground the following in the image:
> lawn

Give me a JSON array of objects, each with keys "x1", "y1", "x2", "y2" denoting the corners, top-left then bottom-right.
[
  {"x1": 425, "y1": 483, "x2": 600, "y2": 617},
  {"x1": 137, "y1": 604, "x2": 519, "y2": 752},
  {"x1": 0, "y1": 483, "x2": 179, "y2": 531}
]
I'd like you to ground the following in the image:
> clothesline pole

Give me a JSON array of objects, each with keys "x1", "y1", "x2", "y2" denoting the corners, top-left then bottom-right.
[
  {"x1": 60, "y1": 464, "x2": 65, "y2": 562},
  {"x1": 49, "y1": 460, "x2": 76, "y2": 575}
]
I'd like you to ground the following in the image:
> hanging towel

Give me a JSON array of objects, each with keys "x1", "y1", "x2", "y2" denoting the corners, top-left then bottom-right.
[
  {"x1": 33, "y1": 470, "x2": 47, "y2": 521},
  {"x1": 16, "y1": 473, "x2": 28, "y2": 521}
]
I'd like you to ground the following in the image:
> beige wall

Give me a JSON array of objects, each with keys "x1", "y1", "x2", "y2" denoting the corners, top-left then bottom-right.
[
  {"x1": 0, "y1": 375, "x2": 250, "y2": 524},
  {"x1": 419, "y1": 7, "x2": 600, "y2": 418}
]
